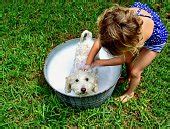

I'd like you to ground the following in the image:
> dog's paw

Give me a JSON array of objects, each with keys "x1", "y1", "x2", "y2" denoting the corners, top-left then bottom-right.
[{"x1": 93, "y1": 86, "x2": 99, "y2": 93}]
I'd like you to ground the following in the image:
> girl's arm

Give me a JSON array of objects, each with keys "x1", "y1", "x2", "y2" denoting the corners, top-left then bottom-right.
[
  {"x1": 92, "y1": 55, "x2": 125, "y2": 67},
  {"x1": 86, "y1": 37, "x2": 102, "y2": 65}
]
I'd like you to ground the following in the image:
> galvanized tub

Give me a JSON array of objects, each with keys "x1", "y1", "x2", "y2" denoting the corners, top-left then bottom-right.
[{"x1": 44, "y1": 38, "x2": 121, "y2": 109}]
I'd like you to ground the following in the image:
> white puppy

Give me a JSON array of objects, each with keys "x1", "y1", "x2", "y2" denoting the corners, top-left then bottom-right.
[{"x1": 65, "y1": 30, "x2": 99, "y2": 95}]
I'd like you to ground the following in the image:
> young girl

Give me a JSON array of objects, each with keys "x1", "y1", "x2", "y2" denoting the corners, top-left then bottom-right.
[{"x1": 84, "y1": 2, "x2": 168, "y2": 103}]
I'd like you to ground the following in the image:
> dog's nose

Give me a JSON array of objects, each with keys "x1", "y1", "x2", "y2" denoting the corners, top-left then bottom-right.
[{"x1": 81, "y1": 88, "x2": 86, "y2": 93}]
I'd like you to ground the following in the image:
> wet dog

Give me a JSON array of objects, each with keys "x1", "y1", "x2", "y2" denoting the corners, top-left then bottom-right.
[{"x1": 65, "y1": 30, "x2": 98, "y2": 95}]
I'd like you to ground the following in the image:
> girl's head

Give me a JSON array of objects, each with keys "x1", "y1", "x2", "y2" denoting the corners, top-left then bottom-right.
[{"x1": 97, "y1": 5, "x2": 143, "y2": 55}]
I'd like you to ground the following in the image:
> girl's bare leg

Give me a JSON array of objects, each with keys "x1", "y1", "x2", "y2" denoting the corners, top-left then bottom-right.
[
  {"x1": 118, "y1": 52, "x2": 135, "y2": 83},
  {"x1": 119, "y1": 48, "x2": 158, "y2": 103}
]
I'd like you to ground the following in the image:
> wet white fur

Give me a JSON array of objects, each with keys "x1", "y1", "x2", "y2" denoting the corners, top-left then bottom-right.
[{"x1": 65, "y1": 30, "x2": 99, "y2": 95}]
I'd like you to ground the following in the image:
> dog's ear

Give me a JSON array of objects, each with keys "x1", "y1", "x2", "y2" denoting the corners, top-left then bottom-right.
[
  {"x1": 93, "y1": 77, "x2": 98, "y2": 93},
  {"x1": 65, "y1": 76, "x2": 72, "y2": 93}
]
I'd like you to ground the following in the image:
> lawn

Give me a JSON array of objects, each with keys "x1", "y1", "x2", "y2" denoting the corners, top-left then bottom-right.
[{"x1": 1, "y1": 0, "x2": 169, "y2": 127}]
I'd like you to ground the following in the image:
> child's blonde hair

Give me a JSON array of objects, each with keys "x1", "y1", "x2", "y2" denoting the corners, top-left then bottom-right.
[{"x1": 97, "y1": 5, "x2": 143, "y2": 55}]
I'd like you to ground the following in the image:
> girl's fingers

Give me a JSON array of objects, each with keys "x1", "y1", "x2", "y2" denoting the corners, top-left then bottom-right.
[
  {"x1": 91, "y1": 62, "x2": 96, "y2": 67},
  {"x1": 83, "y1": 64, "x2": 91, "y2": 71}
]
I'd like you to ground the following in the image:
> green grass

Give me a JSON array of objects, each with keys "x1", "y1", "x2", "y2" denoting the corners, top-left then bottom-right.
[{"x1": 1, "y1": 0, "x2": 169, "y2": 127}]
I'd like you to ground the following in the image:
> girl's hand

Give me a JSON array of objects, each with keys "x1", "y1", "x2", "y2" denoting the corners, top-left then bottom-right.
[
  {"x1": 92, "y1": 56, "x2": 126, "y2": 67},
  {"x1": 82, "y1": 60, "x2": 102, "y2": 71},
  {"x1": 82, "y1": 60, "x2": 101, "y2": 71},
  {"x1": 82, "y1": 64, "x2": 91, "y2": 71}
]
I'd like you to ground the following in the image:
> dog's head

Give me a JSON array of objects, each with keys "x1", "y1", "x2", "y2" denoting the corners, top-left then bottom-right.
[{"x1": 65, "y1": 70, "x2": 98, "y2": 95}]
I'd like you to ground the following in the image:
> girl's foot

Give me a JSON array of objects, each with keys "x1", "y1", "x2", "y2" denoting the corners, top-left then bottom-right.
[{"x1": 115, "y1": 92, "x2": 134, "y2": 103}]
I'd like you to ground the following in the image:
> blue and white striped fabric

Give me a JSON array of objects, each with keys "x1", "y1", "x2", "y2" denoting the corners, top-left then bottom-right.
[{"x1": 131, "y1": 2, "x2": 168, "y2": 52}]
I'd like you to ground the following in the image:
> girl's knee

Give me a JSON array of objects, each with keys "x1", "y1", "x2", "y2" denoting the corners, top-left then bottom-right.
[{"x1": 130, "y1": 68, "x2": 142, "y2": 78}]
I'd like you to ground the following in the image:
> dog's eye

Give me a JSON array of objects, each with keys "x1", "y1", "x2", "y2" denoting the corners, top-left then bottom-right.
[
  {"x1": 85, "y1": 78, "x2": 89, "y2": 81},
  {"x1": 75, "y1": 79, "x2": 79, "y2": 82}
]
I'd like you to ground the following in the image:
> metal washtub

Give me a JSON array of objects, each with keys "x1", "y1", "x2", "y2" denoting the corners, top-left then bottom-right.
[{"x1": 44, "y1": 38, "x2": 121, "y2": 108}]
